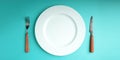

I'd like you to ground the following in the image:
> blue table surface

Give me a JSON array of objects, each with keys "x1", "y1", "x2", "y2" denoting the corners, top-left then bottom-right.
[{"x1": 0, "y1": 0, "x2": 120, "y2": 60}]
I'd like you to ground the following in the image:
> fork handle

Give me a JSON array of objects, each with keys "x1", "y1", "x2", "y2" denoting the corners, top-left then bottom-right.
[
  {"x1": 25, "y1": 32, "x2": 29, "y2": 53},
  {"x1": 90, "y1": 33, "x2": 94, "y2": 53}
]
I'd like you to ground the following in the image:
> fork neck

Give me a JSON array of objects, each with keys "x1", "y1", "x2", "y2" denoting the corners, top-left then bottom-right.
[{"x1": 26, "y1": 30, "x2": 28, "y2": 32}]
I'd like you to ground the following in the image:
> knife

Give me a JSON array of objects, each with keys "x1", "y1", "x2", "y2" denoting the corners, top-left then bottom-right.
[{"x1": 89, "y1": 16, "x2": 94, "y2": 53}]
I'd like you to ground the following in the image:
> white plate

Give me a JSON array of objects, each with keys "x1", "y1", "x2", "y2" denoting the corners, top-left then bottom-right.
[{"x1": 35, "y1": 5, "x2": 86, "y2": 56}]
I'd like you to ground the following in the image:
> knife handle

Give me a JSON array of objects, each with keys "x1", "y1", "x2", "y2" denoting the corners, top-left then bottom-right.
[
  {"x1": 90, "y1": 33, "x2": 94, "y2": 53},
  {"x1": 25, "y1": 32, "x2": 29, "y2": 53}
]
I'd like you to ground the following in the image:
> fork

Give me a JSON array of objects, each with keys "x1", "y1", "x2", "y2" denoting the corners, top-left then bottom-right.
[{"x1": 25, "y1": 17, "x2": 30, "y2": 53}]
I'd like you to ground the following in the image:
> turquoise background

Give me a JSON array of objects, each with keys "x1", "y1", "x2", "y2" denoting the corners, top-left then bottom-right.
[{"x1": 0, "y1": 0, "x2": 120, "y2": 60}]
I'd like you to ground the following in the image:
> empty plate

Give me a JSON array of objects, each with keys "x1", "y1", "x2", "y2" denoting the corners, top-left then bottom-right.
[{"x1": 35, "y1": 5, "x2": 86, "y2": 56}]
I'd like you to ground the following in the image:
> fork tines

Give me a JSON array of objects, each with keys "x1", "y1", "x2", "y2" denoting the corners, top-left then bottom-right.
[
  {"x1": 25, "y1": 17, "x2": 30, "y2": 29},
  {"x1": 25, "y1": 17, "x2": 30, "y2": 24}
]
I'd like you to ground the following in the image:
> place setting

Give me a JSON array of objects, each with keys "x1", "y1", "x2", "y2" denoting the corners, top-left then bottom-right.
[{"x1": 24, "y1": 5, "x2": 94, "y2": 56}]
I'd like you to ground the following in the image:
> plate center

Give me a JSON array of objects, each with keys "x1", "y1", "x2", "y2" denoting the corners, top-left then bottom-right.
[{"x1": 43, "y1": 14, "x2": 77, "y2": 47}]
